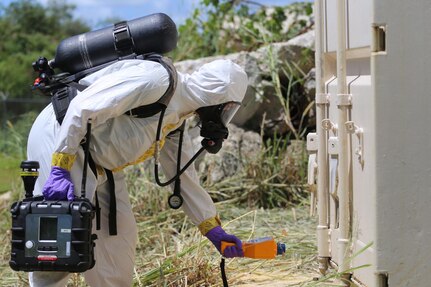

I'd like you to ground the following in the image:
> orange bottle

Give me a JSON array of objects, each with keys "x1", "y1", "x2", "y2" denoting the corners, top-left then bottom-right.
[{"x1": 221, "y1": 237, "x2": 286, "y2": 259}]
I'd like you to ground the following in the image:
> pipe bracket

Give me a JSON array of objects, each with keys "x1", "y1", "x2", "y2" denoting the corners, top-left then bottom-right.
[
  {"x1": 322, "y1": 119, "x2": 338, "y2": 135},
  {"x1": 316, "y1": 93, "x2": 330, "y2": 105},
  {"x1": 328, "y1": 137, "x2": 339, "y2": 155},
  {"x1": 336, "y1": 93, "x2": 352, "y2": 107},
  {"x1": 307, "y1": 133, "x2": 318, "y2": 152},
  {"x1": 345, "y1": 121, "x2": 364, "y2": 168}
]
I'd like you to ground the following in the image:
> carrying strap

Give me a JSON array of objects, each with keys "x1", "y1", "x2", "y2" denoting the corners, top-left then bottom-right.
[
  {"x1": 125, "y1": 54, "x2": 177, "y2": 117},
  {"x1": 87, "y1": 153, "x2": 101, "y2": 231},
  {"x1": 82, "y1": 146, "x2": 116, "y2": 235},
  {"x1": 104, "y1": 169, "x2": 117, "y2": 236},
  {"x1": 81, "y1": 143, "x2": 102, "y2": 231},
  {"x1": 113, "y1": 21, "x2": 134, "y2": 57},
  {"x1": 52, "y1": 86, "x2": 78, "y2": 125}
]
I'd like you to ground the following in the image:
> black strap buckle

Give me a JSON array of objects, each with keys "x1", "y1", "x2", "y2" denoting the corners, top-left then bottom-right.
[{"x1": 113, "y1": 21, "x2": 134, "y2": 56}]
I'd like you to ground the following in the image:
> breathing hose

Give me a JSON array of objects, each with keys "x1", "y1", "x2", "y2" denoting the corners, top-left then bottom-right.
[
  {"x1": 153, "y1": 108, "x2": 205, "y2": 187},
  {"x1": 220, "y1": 258, "x2": 229, "y2": 287},
  {"x1": 153, "y1": 109, "x2": 231, "y2": 285}
]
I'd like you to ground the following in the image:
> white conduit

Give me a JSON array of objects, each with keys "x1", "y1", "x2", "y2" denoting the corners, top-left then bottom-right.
[
  {"x1": 314, "y1": 0, "x2": 330, "y2": 275},
  {"x1": 336, "y1": 0, "x2": 351, "y2": 278}
]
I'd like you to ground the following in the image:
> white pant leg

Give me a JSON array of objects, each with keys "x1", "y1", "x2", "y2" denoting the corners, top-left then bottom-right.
[
  {"x1": 29, "y1": 272, "x2": 71, "y2": 287},
  {"x1": 83, "y1": 171, "x2": 138, "y2": 287}
]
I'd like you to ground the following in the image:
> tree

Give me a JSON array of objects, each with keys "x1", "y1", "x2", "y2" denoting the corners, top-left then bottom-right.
[
  {"x1": 171, "y1": 0, "x2": 313, "y2": 61},
  {"x1": 0, "y1": 0, "x2": 90, "y2": 102}
]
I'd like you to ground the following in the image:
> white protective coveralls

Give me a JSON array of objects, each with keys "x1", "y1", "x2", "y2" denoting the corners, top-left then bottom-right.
[{"x1": 27, "y1": 59, "x2": 248, "y2": 287}]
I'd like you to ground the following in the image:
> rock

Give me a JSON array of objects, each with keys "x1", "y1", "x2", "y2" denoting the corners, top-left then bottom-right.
[
  {"x1": 286, "y1": 30, "x2": 315, "y2": 50},
  {"x1": 196, "y1": 125, "x2": 262, "y2": 184},
  {"x1": 171, "y1": 32, "x2": 317, "y2": 185},
  {"x1": 175, "y1": 32, "x2": 315, "y2": 137},
  {"x1": 304, "y1": 68, "x2": 316, "y2": 97}
]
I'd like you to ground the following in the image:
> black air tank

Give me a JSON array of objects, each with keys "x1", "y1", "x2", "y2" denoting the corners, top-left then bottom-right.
[{"x1": 51, "y1": 13, "x2": 177, "y2": 74}]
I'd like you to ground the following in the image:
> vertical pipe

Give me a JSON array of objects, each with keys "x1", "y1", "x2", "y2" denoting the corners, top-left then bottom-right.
[
  {"x1": 336, "y1": 0, "x2": 351, "y2": 280},
  {"x1": 314, "y1": 0, "x2": 330, "y2": 274}
]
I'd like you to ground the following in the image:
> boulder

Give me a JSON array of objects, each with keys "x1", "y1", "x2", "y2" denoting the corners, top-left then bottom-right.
[
  {"x1": 175, "y1": 31, "x2": 315, "y2": 137},
  {"x1": 195, "y1": 124, "x2": 262, "y2": 184}
]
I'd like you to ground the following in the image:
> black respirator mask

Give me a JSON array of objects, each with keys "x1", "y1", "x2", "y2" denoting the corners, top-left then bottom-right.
[{"x1": 196, "y1": 102, "x2": 241, "y2": 154}]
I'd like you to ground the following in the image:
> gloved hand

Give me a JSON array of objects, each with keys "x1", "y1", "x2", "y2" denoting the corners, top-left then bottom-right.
[
  {"x1": 206, "y1": 226, "x2": 244, "y2": 258},
  {"x1": 43, "y1": 166, "x2": 75, "y2": 201}
]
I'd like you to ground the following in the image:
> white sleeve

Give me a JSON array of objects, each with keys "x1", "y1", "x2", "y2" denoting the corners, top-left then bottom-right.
[
  {"x1": 54, "y1": 61, "x2": 169, "y2": 155},
  {"x1": 159, "y1": 128, "x2": 217, "y2": 225}
]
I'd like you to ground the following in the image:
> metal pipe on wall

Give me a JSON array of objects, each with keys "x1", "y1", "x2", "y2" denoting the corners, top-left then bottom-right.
[
  {"x1": 336, "y1": 0, "x2": 351, "y2": 280},
  {"x1": 314, "y1": 0, "x2": 330, "y2": 275}
]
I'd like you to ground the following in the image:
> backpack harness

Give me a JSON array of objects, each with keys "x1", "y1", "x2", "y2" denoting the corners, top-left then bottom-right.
[
  {"x1": 48, "y1": 53, "x2": 182, "y2": 236},
  {"x1": 34, "y1": 53, "x2": 222, "y2": 236}
]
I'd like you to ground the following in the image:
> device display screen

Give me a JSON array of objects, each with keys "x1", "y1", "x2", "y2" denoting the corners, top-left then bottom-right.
[{"x1": 39, "y1": 217, "x2": 58, "y2": 241}]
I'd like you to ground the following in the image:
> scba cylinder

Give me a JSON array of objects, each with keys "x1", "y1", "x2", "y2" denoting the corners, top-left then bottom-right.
[{"x1": 51, "y1": 13, "x2": 178, "y2": 74}]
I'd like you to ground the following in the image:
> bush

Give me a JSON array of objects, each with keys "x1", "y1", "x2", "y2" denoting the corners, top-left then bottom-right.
[
  {"x1": 171, "y1": 1, "x2": 313, "y2": 61},
  {"x1": 0, "y1": 111, "x2": 38, "y2": 158}
]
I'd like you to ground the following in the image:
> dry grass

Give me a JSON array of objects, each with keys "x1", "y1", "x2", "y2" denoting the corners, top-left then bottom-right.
[
  {"x1": 0, "y1": 135, "x2": 343, "y2": 287},
  {"x1": 131, "y1": 203, "x2": 320, "y2": 287},
  {"x1": 0, "y1": 175, "x2": 324, "y2": 287}
]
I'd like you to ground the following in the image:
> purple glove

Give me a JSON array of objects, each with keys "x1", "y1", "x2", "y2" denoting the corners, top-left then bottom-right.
[
  {"x1": 43, "y1": 166, "x2": 75, "y2": 201},
  {"x1": 206, "y1": 226, "x2": 244, "y2": 258}
]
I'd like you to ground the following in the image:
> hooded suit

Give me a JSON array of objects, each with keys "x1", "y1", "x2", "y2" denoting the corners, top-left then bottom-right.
[{"x1": 27, "y1": 59, "x2": 248, "y2": 286}]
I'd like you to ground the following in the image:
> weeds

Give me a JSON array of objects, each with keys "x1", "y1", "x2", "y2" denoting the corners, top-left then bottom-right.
[
  {"x1": 0, "y1": 111, "x2": 38, "y2": 193},
  {"x1": 0, "y1": 150, "x2": 319, "y2": 287},
  {"x1": 0, "y1": 160, "x2": 369, "y2": 287},
  {"x1": 201, "y1": 132, "x2": 309, "y2": 209},
  {"x1": 0, "y1": 111, "x2": 37, "y2": 158}
]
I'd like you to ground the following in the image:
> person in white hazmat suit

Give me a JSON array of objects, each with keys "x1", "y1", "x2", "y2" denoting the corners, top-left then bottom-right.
[{"x1": 27, "y1": 58, "x2": 247, "y2": 286}]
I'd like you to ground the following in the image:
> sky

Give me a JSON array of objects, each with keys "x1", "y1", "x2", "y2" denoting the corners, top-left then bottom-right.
[{"x1": 1, "y1": 0, "x2": 309, "y2": 28}]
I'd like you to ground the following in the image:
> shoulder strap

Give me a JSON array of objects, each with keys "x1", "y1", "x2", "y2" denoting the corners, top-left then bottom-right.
[
  {"x1": 153, "y1": 55, "x2": 178, "y2": 107},
  {"x1": 52, "y1": 86, "x2": 78, "y2": 125},
  {"x1": 52, "y1": 54, "x2": 177, "y2": 124},
  {"x1": 125, "y1": 54, "x2": 177, "y2": 118}
]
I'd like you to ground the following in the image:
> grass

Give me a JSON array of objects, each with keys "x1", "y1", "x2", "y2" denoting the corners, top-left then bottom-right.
[
  {"x1": 0, "y1": 165, "x2": 371, "y2": 286},
  {"x1": 0, "y1": 169, "x2": 324, "y2": 287},
  {"x1": 0, "y1": 112, "x2": 38, "y2": 194},
  {"x1": 0, "y1": 130, "x2": 356, "y2": 286},
  {"x1": 0, "y1": 153, "x2": 21, "y2": 194}
]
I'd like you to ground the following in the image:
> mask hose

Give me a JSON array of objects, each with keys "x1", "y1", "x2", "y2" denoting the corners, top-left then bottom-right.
[{"x1": 153, "y1": 108, "x2": 205, "y2": 187}]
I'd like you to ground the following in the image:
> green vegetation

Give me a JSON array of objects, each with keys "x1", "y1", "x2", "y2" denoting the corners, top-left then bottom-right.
[
  {"x1": 0, "y1": 0, "x2": 89, "y2": 101},
  {"x1": 199, "y1": 135, "x2": 308, "y2": 209},
  {"x1": 0, "y1": 111, "x2": 38, "y2": 192},
  {"x1": 0, "y1": 1, "x2": 324, "y2": 285},
  {"x1": 172, "y1": 1, "x2": 313, "y2": 60},
  {"x1": 0, "y1": 0, "x2": 315, "y2": 194},
  {"x1": 0, "y1": 162, "x2": 321, "y2": 286},
  {"x1": 0, "y1": 0, "x2": 312, "y2": 103},
  {"x1": 0, "y1": 154, "x2": 20, "y2": 193},
  {"x1": 0, "y1": 163, "x2": 370, "y2": 286},
  {"x1": 0, "y1": 0, "x2": 89, "y2": 189}
]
